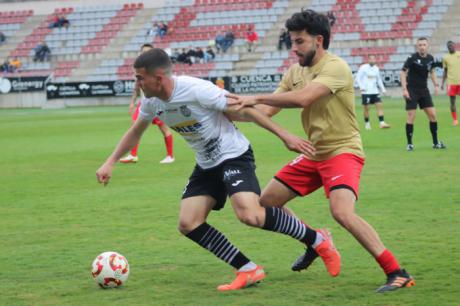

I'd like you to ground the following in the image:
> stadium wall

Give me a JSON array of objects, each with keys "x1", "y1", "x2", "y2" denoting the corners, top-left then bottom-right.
[{"x1": 0, "y1": 92, "x2": 129, "y2": 108}]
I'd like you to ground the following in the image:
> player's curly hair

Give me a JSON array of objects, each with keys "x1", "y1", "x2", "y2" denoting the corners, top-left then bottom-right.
[{"x1": 285, "y1": 9, "x2": 336, "y2": 50}]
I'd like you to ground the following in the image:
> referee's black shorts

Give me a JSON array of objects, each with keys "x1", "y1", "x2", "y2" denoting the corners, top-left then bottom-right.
[{"x1": 405, "y1": 87, "x2": 434, "y2": 110}]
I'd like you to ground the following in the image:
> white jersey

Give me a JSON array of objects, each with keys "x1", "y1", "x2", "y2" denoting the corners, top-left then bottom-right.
[
  {"x1": 355, "y1": 63, "x2": 386, "y2": 95},
  {"x1": 139, "y1": 76, "x2": 249, "y2": 169}
]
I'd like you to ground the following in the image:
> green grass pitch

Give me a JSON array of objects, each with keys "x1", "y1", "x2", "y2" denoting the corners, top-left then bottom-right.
[{"x1": 1, "y1": 96, "x2": 459, "y2": 305}]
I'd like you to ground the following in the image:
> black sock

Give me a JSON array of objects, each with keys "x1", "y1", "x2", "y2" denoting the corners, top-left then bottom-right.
[
  {"x1": 406, "y1": 123, "x2": 414, "y2": 145},
  {"x1": 364, "y1": 117, "x2": 370, "y2": 123},
  {"x1": 430, "y1": 121, "x2": 438, "y2": 145},
  {"x1": 186, "y1": 223, "x2": 250, "y2": 269},
  {"x1": 263, "y1": 207, "x2": 317, "y2": 246},
  {"x1": 378, "y1": 115, "x2": 384, "y2": 122}
]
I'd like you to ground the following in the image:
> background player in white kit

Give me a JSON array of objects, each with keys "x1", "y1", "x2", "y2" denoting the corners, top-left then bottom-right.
[
  {"x1": 355, "y1": 55, "x2": 390, "y2": 130},
  {"x1": 96, "y1": 48, "x2": 340, "y2": 291}
]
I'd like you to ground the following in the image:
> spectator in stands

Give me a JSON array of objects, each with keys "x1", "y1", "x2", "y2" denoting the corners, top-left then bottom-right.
[
  {"x1": 9, "y1": 57, "x2": 22, "y2": 72},
  {"x1": 170, "y1": 48, "x2": 180, "y2": 63},
  {"x1": 33, "y1": 43, "x2": 51, "y2": 62},
  {"x1": 1, "y1": 58, "x2": 13, "y2": 73},
  {"x1": 58, "y1": 15, "x2": 70, "y2": 29},
  {"x1": 215, "y1": 32, "x2": 225, "y2": 53},
  {"x1": 195, "y1": 47, "x2": 205, "y2": 64},
  {"x1": 441, "y1": 40, "x2": 460, "y2": 126},
  {"x1": 48, "y1": 14, "x2": 70, "y2": 29},
  {"x1": 146, "y1": 22, "x2": 159, "y2": 37},
  {"x1": 245, "y1": 26, "x2": 258, "y2": 52},
  {"x1": 223, "y1": 29, "x2": 235, "y2": 52},
  {"x1": 186, "y1": 46, "x2": 197, "y2": 64},
  {"x1": 0, "y1": 31, "x2": 6, "y2": 45},
  {"x1": 158, "y1": 22, "x2": 168, "y2": 38},
  {"x1": 177, "y1": 48, "x2": 192, "y2": 65},
  {"x1": 278, "y1": 28, "x2": 291, "y2": 50},
  {"x1": 48, "y1": 14, "x2": 60, "y2": 28},
  {"x1": 204, "y1": 46, "x2": 215, "y2": 63}
]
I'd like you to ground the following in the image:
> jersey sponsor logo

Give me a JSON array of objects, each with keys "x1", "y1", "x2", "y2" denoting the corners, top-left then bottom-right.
[
  {"x1": 171, "y1": 120, "x2": 203, "y2": 135},
  {"x1": 224, "y1": 169, "x2": 241, "y2": 181},
  {"x1": 331, "y1": 174, "x2": 344, "y2": 181},
  {"x1": 231, "y1": 180, "x2": 244, "y2": 187}
]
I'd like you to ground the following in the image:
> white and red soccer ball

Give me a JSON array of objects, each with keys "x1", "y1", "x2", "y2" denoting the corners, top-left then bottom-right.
[{"x1": 91, "y1": 251, "x2": 129, "y2": 288}]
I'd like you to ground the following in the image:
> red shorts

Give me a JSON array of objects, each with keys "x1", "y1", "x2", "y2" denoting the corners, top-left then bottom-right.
[
  {"x1": 274, "y1": 153, "x2": 365, "y2": 199},
  {"x1": 447, "y1": 84, "x2": 460, "y2": 96},
  {"x1": 132, "y1": 103, "x2": 163, "y2": 126}
]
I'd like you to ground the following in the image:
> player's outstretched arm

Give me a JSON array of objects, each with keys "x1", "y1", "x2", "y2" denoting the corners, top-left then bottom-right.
[
  {"x1": 224, "y1": 104, "x2": 315, "y2": 158},
  {"x1": 96, "y1": 119, "x2": 150, "y2": 186},
  {"x1": 226, "y1": 82, "x2": 330, "y2": 109}
]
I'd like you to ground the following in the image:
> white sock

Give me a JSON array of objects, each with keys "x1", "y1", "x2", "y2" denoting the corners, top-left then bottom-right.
[
  {"x1": 238, "y1": 261, "x2": 257, "y2": 272},
  {"x1": 311, "y1": 231, "x2": 324, "y2": 248}
]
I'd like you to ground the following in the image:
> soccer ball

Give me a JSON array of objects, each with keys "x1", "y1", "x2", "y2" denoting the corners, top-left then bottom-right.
[{"x1": 91, "y1": 251, "x2": 129, "y2": 288}]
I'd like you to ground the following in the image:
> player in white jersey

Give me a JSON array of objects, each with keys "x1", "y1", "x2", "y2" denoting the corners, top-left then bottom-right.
[
  {"x1": 119, "y1": 43, "x2": 175, "y2": 164},
  {"x1": 355, "y1": 55, "x2": 390, "y2": 130},
  {"x1": 96, "y1": 49, "x2": 338, "y2": 291}
]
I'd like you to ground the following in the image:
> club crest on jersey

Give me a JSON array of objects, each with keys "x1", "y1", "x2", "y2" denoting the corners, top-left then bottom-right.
[{"x1": 180, "y1": 105, "x2": 192, "y2": 117}]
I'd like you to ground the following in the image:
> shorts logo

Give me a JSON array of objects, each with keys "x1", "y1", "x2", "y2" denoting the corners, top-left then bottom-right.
[
  {"x1": 231, "y1": 180, "x2": 244, "y2": 187},
  {"x1": 331, "y1": 174, "x2": 343, "y2": 181},
  {"x1": 289, "y1": 155, "x2": 304, "y2": 166},
  {"x1": 224, "y1": 169, "x2": 241, "y2": 181}
]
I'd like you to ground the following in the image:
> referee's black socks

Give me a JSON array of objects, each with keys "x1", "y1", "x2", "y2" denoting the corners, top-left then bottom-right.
[
  {"x1": 406, "y1": 123, "x2": 414, "y2": 144},
  {"x1": 429, "y1": 121, "x2": 438, "y2": 145}
]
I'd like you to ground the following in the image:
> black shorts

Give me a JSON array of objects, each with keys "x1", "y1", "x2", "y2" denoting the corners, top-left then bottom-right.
[
  {"x1": 405, "y1": 87, "x2": 434, "y2": 110},
  {"x1": 361, "y1": 94, "x2": 382, "y2": 105},
  {"x1": 182, "y1": 147, "x2": 261, "y2": 210}
]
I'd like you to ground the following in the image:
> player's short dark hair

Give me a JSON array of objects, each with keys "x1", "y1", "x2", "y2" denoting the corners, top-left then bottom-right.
[
  {"x1": 417, "y1": 37, "x2": 428, "y2": 41},
  {"x1": 134, "y1": 48, "x2": 172, "y2": 75},
  {"x1": 447, "y1": 40, "x2": 454, "y2": 45},
  {"x1": 285, "y1": 9, "x2": 335, "y2": 50},
  {"x1": 140, "y1": 43, "x2": 153, "y2": 50}
]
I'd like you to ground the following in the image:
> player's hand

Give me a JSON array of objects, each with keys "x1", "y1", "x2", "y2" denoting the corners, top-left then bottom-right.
[
  {"x1": 402, "y1": 88, "x2": 410, "y2": 99},
  {"x1": 226, "y1": 93, "x2": 257, "y2": 109},
  {"x1": 434, "y1": 86, "x2": 439, "y2": 96},
  {"x1": 281, "y1": 133, "x2": 316, "y2": 158},
  {"x1": 96, "y1": 163, "x2": 113, "y2": 186}
]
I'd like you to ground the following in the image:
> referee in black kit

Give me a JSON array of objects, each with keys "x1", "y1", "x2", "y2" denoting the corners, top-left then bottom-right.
[{"x1": 400, "y1": 37, "x2": 446, "y2": 151}]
